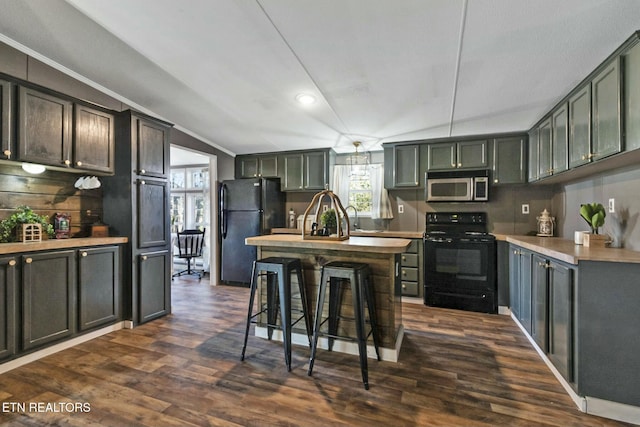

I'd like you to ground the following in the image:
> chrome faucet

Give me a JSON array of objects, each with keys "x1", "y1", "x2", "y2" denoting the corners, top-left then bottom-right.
[{"x1": 344, "y1": 205, "x2": 359, "y2": 230}]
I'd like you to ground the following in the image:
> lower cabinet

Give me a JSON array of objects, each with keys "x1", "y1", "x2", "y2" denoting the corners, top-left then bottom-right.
[
  {"x1": 509, "y1": 244, "x2": 575, "y2": 384},
  {"x1": 22, "y1": 250, "x2": 76, "y2": 351},
  {"x1": 400, "y1": 239, "x2": 422, "y2": 297},
  {"x1": 138, "y1": 250, "x2": 171, "y2": 323},
  {"x1": 0, "y1": 244, "x2": 122, "y2": 362},
  {"x1": 78, "y1": 246, "x2": 121, "y2": 331},
  {"x1": 0, "y1": 256, "x2": 17, "y2": 361}
]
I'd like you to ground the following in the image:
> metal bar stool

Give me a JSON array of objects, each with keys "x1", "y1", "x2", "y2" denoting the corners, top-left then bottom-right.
[
  {"x1": 307, "y1": 261, "x2": 381, "y2": 389},
  {"x1": 241, "y1": 257, "x2": 312, "y2": 371}
]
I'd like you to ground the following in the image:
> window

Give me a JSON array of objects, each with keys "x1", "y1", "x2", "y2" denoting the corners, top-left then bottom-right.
[
  {"x1": 347, "y1": 165, "x2": 373, "y2": 216},
  {"x1": 170, "y1": 165, "x2": 209, "y2": 231}
]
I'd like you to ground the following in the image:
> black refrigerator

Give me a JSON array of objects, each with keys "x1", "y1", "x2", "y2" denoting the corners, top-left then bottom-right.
[{"x1": 219, "y1": 177, "x2": 285, "y2": 284}]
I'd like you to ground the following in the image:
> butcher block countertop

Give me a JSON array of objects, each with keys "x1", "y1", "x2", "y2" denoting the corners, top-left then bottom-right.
[
  {"x1": 247, "y1": 234, "x2": 411, "y2": 254},
  {"x1": 505, "y1": 235, "x2": 640, "y2": 265},
  {"x1": 0, "y1": 237, "x2": 128, "y2": 255}
]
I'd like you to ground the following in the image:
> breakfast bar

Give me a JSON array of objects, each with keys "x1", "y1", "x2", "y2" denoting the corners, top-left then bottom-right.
[{"x1": 245, "y1": 234, "x2": 411, "y2": 362}]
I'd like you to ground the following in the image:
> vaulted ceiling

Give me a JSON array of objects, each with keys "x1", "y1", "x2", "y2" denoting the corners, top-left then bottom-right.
[{"x1": 1, "y1": 0, "x2": 639, "y2": 155}]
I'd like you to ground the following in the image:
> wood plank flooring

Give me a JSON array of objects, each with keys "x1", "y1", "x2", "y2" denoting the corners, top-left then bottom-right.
[{"x1": 0, "y1": 277, "x2": 632, "y2": 426}]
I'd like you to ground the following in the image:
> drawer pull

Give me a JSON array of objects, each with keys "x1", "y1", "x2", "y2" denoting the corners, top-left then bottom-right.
[
  {"x1": 140, "y1": 180, "x2": 146, "y2": 185},
  {"x1": 141, "y1": 255, "x2": 148, "y2": 261},
  {"x1": 402, "y1": 256, "x2": 406, "y2": 261},
  {"x1": 402, "y1": 284, "x2": 406, "y2": 289},
  {"x1": 139, "y1": 169, "x2": 146, "y2": 175},
  {"x1": 3, "y1": 149, "x2": 10, "y2": 158},
  {"x1": 81, "y1": 252, "x2": 88, "y2": 257},
  {"x1": 8, "y1": 259, "x2": 16, "y2": 267},
  {"x1": 64, "y1": 159, "x2": 71, "y2": 166},
  {"x1": 25, "y1": 258, "x2": 33, "y2": 264},
  {"x1": 76, "y1": 161, "x2": 83, "y2": 167}
]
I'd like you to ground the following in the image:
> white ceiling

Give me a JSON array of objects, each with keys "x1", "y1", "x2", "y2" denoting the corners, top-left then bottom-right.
[{"x1": 1, "y1": 0, "x2": 640, "y2": 155}]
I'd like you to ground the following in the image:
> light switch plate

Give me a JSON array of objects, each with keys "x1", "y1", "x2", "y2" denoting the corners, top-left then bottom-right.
[
  {"x1": 398, "y1": 204, "x2": 404, "y2": 214},
  {"x1": 608, "y1": 198, "x2": 615, "y2": 213},
  {"x1": 522, "y1": 204, "x2": 529, "y2": 214}
]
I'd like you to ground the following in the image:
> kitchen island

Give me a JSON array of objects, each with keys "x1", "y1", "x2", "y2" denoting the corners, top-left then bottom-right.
[{"x1": 245, "y1": 234, "x2": 411, "y2": 362}]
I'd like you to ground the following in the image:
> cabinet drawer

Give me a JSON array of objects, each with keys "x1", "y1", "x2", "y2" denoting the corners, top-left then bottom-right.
[
  {"x1": 400, "y1": 266, "x2": 418, "y2": 282},
  {"x1": 401, "y1": 253, "x2": 418, "y2": 267},
  {"x1": 405, "y1": 240, "x2": 420, "y2": 253},
  {"x1": 401, "y1": 281, "x2": 419, "y2": 297}
]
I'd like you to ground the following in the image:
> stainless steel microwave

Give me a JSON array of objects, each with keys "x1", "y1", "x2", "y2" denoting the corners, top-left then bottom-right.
[{"x1": 425, "y1": 170, "x2": 489, "y2": 202}]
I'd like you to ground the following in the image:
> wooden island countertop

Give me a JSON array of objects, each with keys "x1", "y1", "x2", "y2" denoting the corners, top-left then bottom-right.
[{"x1": 246, "y1": 234, "x2": 411, "y2": 362}]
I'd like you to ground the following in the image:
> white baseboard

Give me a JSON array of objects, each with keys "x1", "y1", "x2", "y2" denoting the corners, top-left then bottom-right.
[
  {"x1": 586, "y1": 396, "x2": 640, "y2": 425},
  {"x1": 0, "y1": 322, "x2": 125, "y2": 375},
  {"x1": 255, "y1": 325, "x2": 404, "y2": 363}
]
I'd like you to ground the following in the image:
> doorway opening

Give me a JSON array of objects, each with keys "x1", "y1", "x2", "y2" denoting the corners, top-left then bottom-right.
[{"x1": 170, "y1": 145, "x2": 218, "y2": 282}]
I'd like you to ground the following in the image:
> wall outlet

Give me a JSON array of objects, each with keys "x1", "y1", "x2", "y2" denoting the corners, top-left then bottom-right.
[
  {"x1": 398, "y1": 204, "x2": 404, "y2": 214},
  {"x1": 522, "y1": 204, "x2": 529, "y2": 214},
  {"x1": 608, "y1": 198, "x2": 615, "y2": 213},
  {"x1": 322, "y1": 204, "x2": 328, "y2": 213}
]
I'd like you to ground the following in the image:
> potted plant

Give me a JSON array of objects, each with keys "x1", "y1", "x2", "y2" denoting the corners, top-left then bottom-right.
[
  {"x1": 579, "y1": 202, "x2": 607, "y2": 247},
  {"x1": 0, "y1": 205, "x2": 54, "y2": 243},
  {"x1": 320, "y1": 208, "x2": 338, "y2": 235}
]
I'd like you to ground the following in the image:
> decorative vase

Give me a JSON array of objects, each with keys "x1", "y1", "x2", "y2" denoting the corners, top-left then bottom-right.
[{"x1": 536, "y1": 209, "x2": 555, "y2": 237}]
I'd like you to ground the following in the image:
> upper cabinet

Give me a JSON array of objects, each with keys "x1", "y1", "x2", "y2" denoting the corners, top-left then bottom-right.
[
  {"x1": 0, "y1": 80, "x2": 13, "y2": 161},
  {"x1": 492, "y1": 136, "x2": 526, "y2": 185},
  {"x1": 427, "y1": 140, "x2": 488, "y2": 171},
  {"x1": 528, "y1": 128, "x2": 539, "y2": 182},
  {"x1": 383, "y1": 144, "x2": 423, "y2": 188},
  {"x1": 135, "y1": 115, "x2": 170, "y2": 179},
  {"x1": 537, "y1": 117, "x2": 553, "y2": 179},
  {"x1": 281, "y1": 150, "x2": 330, "y2": 191},
  {"x1": 74, "y1": 104, "x2": 115, "y2": 174},
  {"x1": 551, "y1": 103, "x2": 569, "y2": 175},
  {"x1": 568, "y1": 84, "x2": 591, "y2": 168},
  {"x1": 17, "y1": 86, "x2": 72, "y2": 168},
  {"x1": 625, "y1": 41, "x2": 640, "y2": 151},
  {"x1": 14, "y1": 85, "x2": 116, "y2": 175},
  {"x1": 235, "y1": 154, "x2": 278, "y2": 178},
  {"x1": 591, "y1": 58, "x2": 622, "y2": 161}
]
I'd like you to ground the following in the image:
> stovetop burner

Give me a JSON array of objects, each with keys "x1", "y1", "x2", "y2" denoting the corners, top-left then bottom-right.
[{"x1": 424, "y1": 212, "x2": 491, "y2": 238}]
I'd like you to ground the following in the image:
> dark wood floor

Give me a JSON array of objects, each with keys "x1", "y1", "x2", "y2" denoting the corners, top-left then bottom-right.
[{"x1": 0, "y1": 276, "x2": 632, "y2": 427}]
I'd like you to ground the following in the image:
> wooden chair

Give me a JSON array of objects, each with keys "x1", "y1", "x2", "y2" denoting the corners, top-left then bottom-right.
[{"x1": 172, "y1": 228, "x2": 206, "y2": 279}]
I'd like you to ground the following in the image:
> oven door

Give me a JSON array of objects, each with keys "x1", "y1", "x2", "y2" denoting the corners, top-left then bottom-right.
[{"x1": 424, "y1": 237, "x2": 497, "y2": 313}]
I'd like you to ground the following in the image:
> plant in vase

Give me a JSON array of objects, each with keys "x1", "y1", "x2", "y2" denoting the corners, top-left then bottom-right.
[
  {"x1": 579, "y1": 203, "x2": 607, "y2": 247},
  {"x1": 0, "y1": 205, "x2": 54, "y2": 243},
  {"x1": 320, "y1": 208, "x2": 338, "y2": 235}
]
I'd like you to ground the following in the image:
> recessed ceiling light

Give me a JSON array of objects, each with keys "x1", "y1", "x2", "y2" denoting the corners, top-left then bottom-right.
[{"x1": 295, "y1": 93, "x2": 316, "y2": 105}]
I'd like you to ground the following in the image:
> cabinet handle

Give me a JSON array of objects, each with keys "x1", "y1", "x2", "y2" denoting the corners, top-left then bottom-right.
[
  {"x1": 139, "y1": 169, "x2": 146, "y2": 174},
  {"x1": 8, "y1": 259, "x2": 16, "y2": 267},
  {"x1": 141, "y1": 255, "x2": 148, "y2": 261},
  {"x1": 402, "y1": 270, "x2": 406, "y2": 275},
  {"x1": 140, "y1": 180, "x2": 146, "y2": 185},
  {"x1": 402, "y1": 255, "x2": 406, "y2": 261},
  {"x1": 451, "y1": 163, "x2": 456, "y2": 167},
  {"x1": 25, "y1": 258, "x2": 33, "y2": 264},
  {"x1": 402, "y1": 284, "x2": 406, "y2": 289},
  {"x1": 76, "y1": 161, "x2": 83, "y2": 167},
  {"x1": 81, "y1": 252, "x2": 88, "y2": 257},
  {"x1": 3, "y1": 149, "x2": 10, "y2": 159},
  {"x1": 64, "y1": 159, "x2": 71, "y2": 166},
  {"x1": 494, "y1": 179, "x2": 499, "y2": 183},
  {"x1": 458, "y1": 163, "x2": 462, "y2": 167}
]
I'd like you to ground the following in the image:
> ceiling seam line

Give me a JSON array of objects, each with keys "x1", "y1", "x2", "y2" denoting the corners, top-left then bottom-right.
[
  {"x1": 448, "y1": 0, "x2": 468, "y2": 137},
  {"x1": 254, "y1": 0, "x2": 354, "y2": 141}
]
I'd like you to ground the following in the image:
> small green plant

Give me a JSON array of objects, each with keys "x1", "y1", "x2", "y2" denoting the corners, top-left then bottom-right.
[
  {"x1": 579, "y1": 202, "x2": 606, "y2": 234},
  {"x1": 0, "y1": 205, "x2": 54, "y2": 243},
  {"x1": 320, "y1": 208, "x2": 338, "y2": 229}
]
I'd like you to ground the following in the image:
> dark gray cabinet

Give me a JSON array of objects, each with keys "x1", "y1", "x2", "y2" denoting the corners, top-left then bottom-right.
[
  {"x1": 528, "y1": 128, "x2": 539, "y2": 182},
  {"x1": 17, "y1": 86, "x2": 72, "y2": 168},
  {"x1": 384, "y1": 145, "x2": 422, "y2": 188},
  {"x1": 400, "y1": 239, "x2": 422, "y2": 297},
  {"x1": 492, "y1": 136, "x2": 526, "y2": 184},
  {"x1": 625, "y1": 41, "x2": 640, "y2": 151},
  {"x1": 0, "y1": 79, "x2": 13, "y2": 161},
  {"x1": 0, "y1": 256, "x2": 17, "y2": 361},
  {"x1": 531, "y1": 254, "x2": 548, "y2": 352},
  {"x1": 591, "y1": 58, "x2": 622, "y2": 161},
  {"x1": 137, "y1": 177, "x2": 169, "y2": 248},
  {"x1": 427, "y1": 140, "x2": 487, "y2": 171},
  {"x1": 548, "y1": 260, "x2": 574, "y2": 382},
  {"x1": 568, "y1": 85, "x2": 591, "y2": 168},
  {"x1": 537, "y1": 117, "x2": 553, "y2": 179},
  {"x1": 280, "y1": 149, "x2": 330, "y2": 191},
  {"x1": 103, "y1": 110, "x2": 172, "y2": 325},
  {"x1": 509, "y1": 246, "x2": 532, "y2": 333},
  {"x1": 22, "y1": 250, "x2": 75, "y2": 351},
  {"x1": 73, "y1": 104, "x2": 115, "y2": 174},
  {"x1": 552, "y1": 103, "x2": 568, "y2": 175},
  {"x1": 138, "y1": 250, "x2": 171, "y2": 323},
  {"x1": 78, "y1": 246, "x2": 120, "y2": 331},
  {"x1": 236, "y1": 155, "x2": 278, "y2": 178}
]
